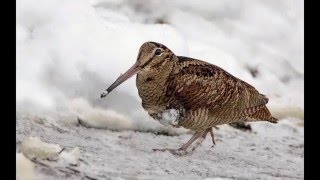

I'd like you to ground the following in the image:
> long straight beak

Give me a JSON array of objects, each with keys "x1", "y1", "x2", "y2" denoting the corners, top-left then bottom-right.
[{"x1": 101, "y1": 62, "x2": 141, "y2": 98}]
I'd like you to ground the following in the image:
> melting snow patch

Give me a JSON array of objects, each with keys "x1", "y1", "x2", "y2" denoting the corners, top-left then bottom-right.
[
  {"x1": 59, "y1": 147, "x2": 81, "y2": 166},
  {"x1": 158, "y1": 109, "x2": 180, "y2": 126},
  {"x1": 16, "y1": 153, "x2": 34, "y2": 180},
  {"x1": 68, "y1": 98, "x2": 188, "y2": 135},
  {"x1": 20, "y1": 137, "x2": 62, "y2": 161},
  {"x1": 69, "y1": 98, "x2": 136, "y2": 130}
]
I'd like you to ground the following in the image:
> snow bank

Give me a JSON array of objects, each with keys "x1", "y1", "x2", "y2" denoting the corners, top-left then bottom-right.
[
  {"x1": 17, "y1": 0, "x2": 303, "y2": 132},
  {"x1": 20, "y1": 137, "x2": 62, "y2": 160},
  {"x1": 69, "y1": 97, "x2": 188, "y2": 135},
  {"x1": 20, "y1": 136, "x2": 82, "y2": 166},
  {"x1": 69, "y1": 97, "x2": 135, "y2": 130}
]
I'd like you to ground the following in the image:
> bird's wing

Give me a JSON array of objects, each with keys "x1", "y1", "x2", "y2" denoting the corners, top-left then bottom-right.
[{"x1": 167, "y1": 57, "x2": 268, "y2": 118}]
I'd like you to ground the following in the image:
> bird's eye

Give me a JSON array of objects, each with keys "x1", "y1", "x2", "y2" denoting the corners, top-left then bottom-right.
[{"x1": 155, "y1": 48, "x2": 162, "y2": 56}]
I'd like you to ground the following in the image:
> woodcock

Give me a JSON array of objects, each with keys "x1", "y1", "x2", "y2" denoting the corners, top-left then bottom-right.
[{"x1": 101, "y1": 42, "x2": 278, "y2": 155}]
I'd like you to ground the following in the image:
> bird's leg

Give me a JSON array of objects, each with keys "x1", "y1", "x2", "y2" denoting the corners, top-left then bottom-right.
[
  {"x1": 190, "y1": 128, "x2": 211, "y2": 152},
  {"x1": 153, "y1": 127, "x2": 218, "y2": 155},
  {"x1": 209, "y1": 128, "x2": 216, "y2": 146},
  {"x1": 178, "y1": 131, "x2": 203, "y2": 151},
  {"x1": 153, "y1": 131, "x2": 203, "y2": 155}
]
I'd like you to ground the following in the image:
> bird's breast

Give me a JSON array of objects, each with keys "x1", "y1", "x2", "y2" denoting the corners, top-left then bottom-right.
[{"x1": 136, "y1": 73, "x2": 170, "y2": 108}]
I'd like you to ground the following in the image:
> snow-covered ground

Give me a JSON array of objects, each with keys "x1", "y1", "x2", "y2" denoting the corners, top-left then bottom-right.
[
  {"x1": 16, "y1": 113, "x2": 303, "y2": 179},
  {"x1": 16, "y1": 0, "x2": 304, "y2": 179}
]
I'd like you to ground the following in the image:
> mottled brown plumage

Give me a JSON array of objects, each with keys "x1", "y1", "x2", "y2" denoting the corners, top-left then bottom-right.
[{"x1": 101, "y1": 41, "x2": 277, "y2": 155}]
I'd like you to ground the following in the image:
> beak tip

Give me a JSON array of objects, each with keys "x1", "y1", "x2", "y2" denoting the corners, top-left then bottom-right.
[{"x1": 101, "y1": 91, "x2": 109, "y2": 98}]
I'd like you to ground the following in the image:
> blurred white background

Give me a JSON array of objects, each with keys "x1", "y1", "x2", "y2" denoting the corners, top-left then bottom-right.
[{"x1": 16, "y1": 0, "x2": 304, "y2": 131}]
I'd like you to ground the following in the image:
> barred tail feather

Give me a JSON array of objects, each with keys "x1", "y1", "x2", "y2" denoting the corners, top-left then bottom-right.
[
  {"x1": 247, "y1": 106, "x2": 278, "y2": 123},
  {"x1": 268, "y1": 116, "x2": 278, "y2": 123}
]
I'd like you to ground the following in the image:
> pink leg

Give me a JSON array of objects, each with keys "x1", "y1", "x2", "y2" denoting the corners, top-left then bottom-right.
[
  {"x1": 153, "y1": 131, "x2": 204, "y2": 155},
  {"x1": 209, "y1": 128, "x2": 216, "y2": 145},
  {"x1": 153, "y1": 127, "x2": 218, "y2": 155},
  {"x1": 178, "y1": 131, "x2": 203, "y2": 151},
  {"x1": 190, "y1": 128, "x2": 211, "y2": 152}
]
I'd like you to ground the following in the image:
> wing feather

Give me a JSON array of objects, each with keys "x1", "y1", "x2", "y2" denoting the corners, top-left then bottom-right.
[{"x1": 168, "y1": 57, "x2": 267, "y2": 118}]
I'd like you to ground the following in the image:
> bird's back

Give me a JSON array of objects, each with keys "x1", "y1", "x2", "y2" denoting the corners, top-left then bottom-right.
[{"x1": 166, "y1": 56, "x2": 277, "y2": 131}]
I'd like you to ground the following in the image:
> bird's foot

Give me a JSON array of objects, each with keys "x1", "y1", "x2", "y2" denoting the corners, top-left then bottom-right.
[{"x1": 152, "y1": 148, "x2": 188, "y2": 156}]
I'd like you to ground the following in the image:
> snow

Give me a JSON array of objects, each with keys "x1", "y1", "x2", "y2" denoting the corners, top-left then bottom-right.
[
  {"x1": 59, "y1": 147, "x2": 81, "y2": 166},
  {"x1": 100, "y1": 90, "x2": 109, "y2": 98},
  {"x1": 68, "y1": 97, "x2": 187, "y2": 135},
  {"x1": 20, "y1": 137, "x2": 62, "y2": 161},
  {"x1": 69, "y1": 97, "x2": 135, "y2": 130},
  {"x1": 16, "y1": 0, "x2": 303, "y2": 126},
  {"x1": 16, "y1": 115, "x2": 303, "y2": 179},
  {"x1": 16, "y1": 153, "x2": 35, "y2": 180},
  {"x1": 158, "y1": 109, "x2": 180, "y2": 126},
  {"x1": 16, "y1": 0, "x2": 303, "y2": 179}
]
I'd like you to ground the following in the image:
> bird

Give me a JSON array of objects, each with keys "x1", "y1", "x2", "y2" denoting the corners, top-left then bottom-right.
[{"x1": 101, "y1": 41, "x2": 278, "y2": 155}]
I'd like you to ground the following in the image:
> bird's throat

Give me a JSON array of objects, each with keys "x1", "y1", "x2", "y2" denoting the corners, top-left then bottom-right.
[{"x1": 136, "y1": 63, "x2": 174, "y2": 109}]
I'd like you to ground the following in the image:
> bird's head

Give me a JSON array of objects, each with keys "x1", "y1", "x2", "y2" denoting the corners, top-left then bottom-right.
[{"x1": 101, "y1": 41, "x2": 177, "y2": 98}]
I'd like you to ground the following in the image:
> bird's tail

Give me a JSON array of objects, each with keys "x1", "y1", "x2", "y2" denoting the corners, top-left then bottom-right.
[
  {"x1": 247, "y1": 106, "x2": 278, "y2": 123},
  {"x1": 267, "y1": 116, "x2": 278, "y2": 123}
]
